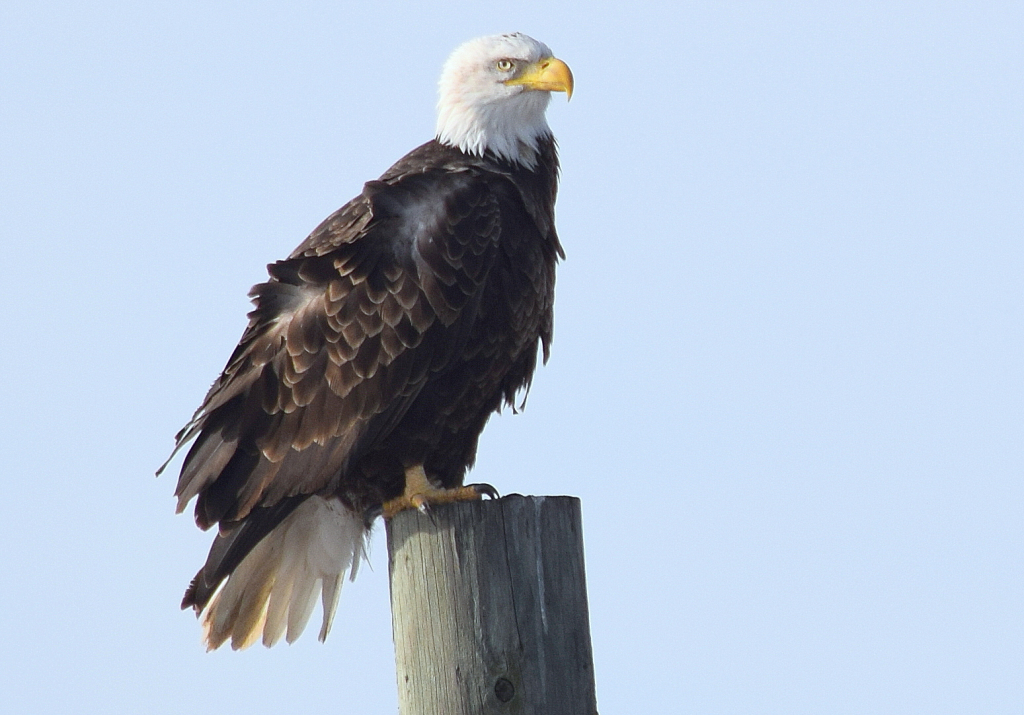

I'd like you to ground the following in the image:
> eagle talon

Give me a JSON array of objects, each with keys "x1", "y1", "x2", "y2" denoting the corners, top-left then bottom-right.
[
  {"x1": 382, "y1": 466, "x2": 496, "y2": 519},
  {"x1": 407, "y1": 495, "x2": 437, "y2": 524},
  {"x1": 412, "y1": 496, "x2": 433, "y2": 521},
  {"x1": 468, "y1": 483, "x2": 499, "y2": 500}
]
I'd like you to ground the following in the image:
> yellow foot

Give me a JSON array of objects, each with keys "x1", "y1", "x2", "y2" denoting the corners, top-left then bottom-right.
[{"x1": 382, "y1": 465, "x2": 498, "y2": 519}]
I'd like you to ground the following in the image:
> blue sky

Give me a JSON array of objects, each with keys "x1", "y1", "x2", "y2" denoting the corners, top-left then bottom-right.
[{"x1": 2, "y1": 2, "x2": 1021, "y2": 713}]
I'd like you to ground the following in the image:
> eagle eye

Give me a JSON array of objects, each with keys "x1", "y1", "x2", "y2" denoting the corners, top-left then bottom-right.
[{"x1": 496, "y1": 59, "x2": 514, "y2": 72}]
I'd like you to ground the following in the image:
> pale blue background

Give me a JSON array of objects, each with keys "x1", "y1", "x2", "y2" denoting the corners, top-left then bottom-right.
[{"x1": 2, "y1": 2, "x2": 1021, "y2": 713}]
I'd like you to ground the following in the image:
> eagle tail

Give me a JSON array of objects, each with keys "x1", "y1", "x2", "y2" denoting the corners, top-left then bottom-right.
[{"x1": 190, "y1": 496, "x2": 367, "y2": 650}]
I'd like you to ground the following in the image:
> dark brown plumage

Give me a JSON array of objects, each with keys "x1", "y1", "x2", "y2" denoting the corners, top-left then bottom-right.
[{"x1": 165, "y1": 138, "x2": 562, "y2": 640}]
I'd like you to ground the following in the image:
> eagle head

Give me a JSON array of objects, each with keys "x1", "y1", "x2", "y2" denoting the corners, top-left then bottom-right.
[{"x1": 436, "y1": 33, "x2": 573, "y2": 167}]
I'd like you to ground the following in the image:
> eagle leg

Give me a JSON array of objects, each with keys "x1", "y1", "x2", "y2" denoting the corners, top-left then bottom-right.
[{"x1": 382, "y1": 465, "x2": 497, "y2": 519}]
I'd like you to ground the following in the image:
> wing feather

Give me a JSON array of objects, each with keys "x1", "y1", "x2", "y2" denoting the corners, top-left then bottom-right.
[{"x1": 169, "y1": 164, "x2": 503, "y2": 537}]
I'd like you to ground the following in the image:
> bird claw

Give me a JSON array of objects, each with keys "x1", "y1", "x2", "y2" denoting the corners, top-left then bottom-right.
[
  {"x1": 423, "y1": 504, "x2": 439, "y2": 526},
  {"x1": 468, "y1": 483, "x2": 499, "y2": 500},
  {"x1": 381, "y1": 474, "x2": 499, "y2": 521}
]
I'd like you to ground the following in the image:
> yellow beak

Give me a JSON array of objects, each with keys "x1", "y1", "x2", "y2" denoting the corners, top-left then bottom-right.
[{"x1": 505, "y1": 57, "x2": 574, "y2": 100}]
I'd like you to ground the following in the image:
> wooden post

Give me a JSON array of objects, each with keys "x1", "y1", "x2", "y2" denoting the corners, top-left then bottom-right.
[{"x1": 386, "y1": 494, "x2": 597, "y2": 715}]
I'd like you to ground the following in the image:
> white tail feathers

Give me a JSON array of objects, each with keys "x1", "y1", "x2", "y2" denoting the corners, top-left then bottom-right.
[{"x1": 199, "y1": 496, "x2": 367, "y2": 650}]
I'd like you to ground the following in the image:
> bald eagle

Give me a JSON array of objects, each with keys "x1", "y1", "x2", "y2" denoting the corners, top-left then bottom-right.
[{"x1": 160, "y1": 33, "x2": 573, "y2": 650}]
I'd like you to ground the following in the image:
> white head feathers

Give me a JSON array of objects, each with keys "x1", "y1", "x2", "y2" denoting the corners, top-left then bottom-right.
[{"x1": 436, "y1": 33, "x2": 569, "y2": 167}]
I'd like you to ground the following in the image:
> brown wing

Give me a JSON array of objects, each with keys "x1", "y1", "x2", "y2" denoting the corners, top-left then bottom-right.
[{"x1": 164, "y1": 167, "x2": 504, "y2": 536}]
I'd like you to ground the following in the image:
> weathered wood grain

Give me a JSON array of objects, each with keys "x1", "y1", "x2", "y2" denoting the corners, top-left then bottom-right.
[{"x1": 387, "y1": 494, "x2": 597, "y2": 715}]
